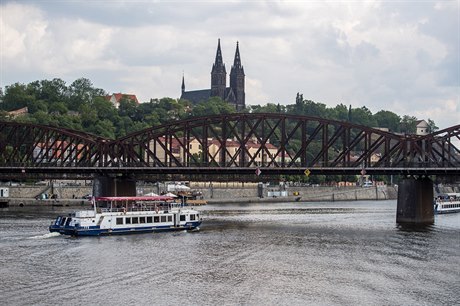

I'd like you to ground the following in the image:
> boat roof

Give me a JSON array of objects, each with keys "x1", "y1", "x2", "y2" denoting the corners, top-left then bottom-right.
[{"x1": 95, "y1": 196, "x2": 175, "y2": 202}]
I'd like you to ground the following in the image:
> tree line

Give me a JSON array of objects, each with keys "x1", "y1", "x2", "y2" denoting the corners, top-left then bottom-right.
[
  {"x1": 0, "y1": 78, "x2": 438, "y2": 139},
  {"x1": 0, "y1": 78, "x2": 438, "y2": 184}
]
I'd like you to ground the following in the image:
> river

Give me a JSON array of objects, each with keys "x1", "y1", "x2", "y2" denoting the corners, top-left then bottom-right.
[{"x1": 0, "y1": 200, "x2": 459, "y2": 306}]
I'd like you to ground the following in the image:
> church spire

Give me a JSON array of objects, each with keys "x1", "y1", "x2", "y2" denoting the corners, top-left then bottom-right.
[
  {"x1": 181, "y1": 73, "x2": 185, "y2": 94},
  {"x1": 230, "y1": 41, "x2": 245, "y2": 110},
  {"x1": 211, "y1": 38, "x2": 226, "y2": 99},
  {"x1": 214, "y1": 38, "x2": 224, "y2": 66},
  {"x1": 233, "y1": 41, "x2": 242, "y2": 68}
]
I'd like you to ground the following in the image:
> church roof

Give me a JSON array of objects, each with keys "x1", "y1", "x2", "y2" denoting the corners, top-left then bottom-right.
[
  {"x1": 180, "y1": 89, "x2": 211, "y2": 104},
  {"x1": 181, "y1": 87, "x2": 237, "y2": 105}
]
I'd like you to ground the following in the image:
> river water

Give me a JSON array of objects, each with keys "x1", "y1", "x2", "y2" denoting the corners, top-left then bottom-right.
[{"x1": 0, "y1": 200, "x2": 459, "y2": 306}]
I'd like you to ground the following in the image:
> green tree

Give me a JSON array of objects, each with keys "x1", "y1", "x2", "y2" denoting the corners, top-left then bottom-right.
[
  {"x1": 1, "y1": 83, "x2": 34, "y2": 111},
  {"x1": 350, "y1": 106, "x2": 377, "y2": 127},
  {"x1": 427, "y1": 118, "x2": 439, "y2": 133},
  {"x1": 373, "y1": 110, "x2": 401, "y2": 132},
  {"x1": 68, "y1": 78, "x2": 105, "y2": 111},
  {"x1": 192, "y1": 97, "x2": 235, "y2": 117},
  {"x1": 401, "y1": 115, "x2": 418, "y2": 134}
]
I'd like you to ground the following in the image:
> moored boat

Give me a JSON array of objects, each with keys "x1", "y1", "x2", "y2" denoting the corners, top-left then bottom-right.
[
  {"x1": 49, "y1": 196, "x2": 202, "y2": 236},
  {"x1": 434, "y1": 193, "x2": 460, "y2": 214}
]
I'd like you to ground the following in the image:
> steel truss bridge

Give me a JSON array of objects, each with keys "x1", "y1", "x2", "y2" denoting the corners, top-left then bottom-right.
[{"x1": 0, "y1": 113, "x2": 459, "y2": 181}]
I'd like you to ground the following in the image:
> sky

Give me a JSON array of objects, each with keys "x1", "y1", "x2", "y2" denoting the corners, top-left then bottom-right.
[{"x1": 1, "y1": 0, "x2": 459, "y2": 129}]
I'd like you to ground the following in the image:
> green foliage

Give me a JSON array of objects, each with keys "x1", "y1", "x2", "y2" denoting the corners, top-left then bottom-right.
[
  {"x1": 0, "y1": 79, "x2": 435, "y2": 141},
  {"x1": 400, "y1": 115, "x2": 418, "y2": 134},
  {"x1": 373, "y1": 110, "x2": 401, "y2": 132},
  {"x1": 192, "y1": 97, "x2": 235, "y2": 117},
  {"x1": 427, "y1": 118, "x2": 438, "y2": 133}
]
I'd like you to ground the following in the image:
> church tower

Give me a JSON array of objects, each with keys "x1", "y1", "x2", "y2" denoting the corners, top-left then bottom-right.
[
  {"x1": 211, "y1": 39, "x2": 227, "y2": 99},
  {"x1": 230, "y1": 41, "x2": 245, "y2": 110},
  {"x1": 181, "y1": 39, "x2": 245, "y2": 110}
]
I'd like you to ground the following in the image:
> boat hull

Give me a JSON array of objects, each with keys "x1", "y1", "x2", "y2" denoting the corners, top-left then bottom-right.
[{"x1": 49, "y1": 221, "x2": 202, "y2": 236}]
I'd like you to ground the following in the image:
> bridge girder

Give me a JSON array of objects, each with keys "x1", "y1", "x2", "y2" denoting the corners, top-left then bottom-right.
[{"x1": 0, "y1": 115, "x2": 459, "y2": 180}]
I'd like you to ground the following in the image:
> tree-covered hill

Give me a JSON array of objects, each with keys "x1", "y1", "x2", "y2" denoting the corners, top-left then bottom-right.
[{"x1": 0, "y1": 78, "x2": 437, "y2": 139}]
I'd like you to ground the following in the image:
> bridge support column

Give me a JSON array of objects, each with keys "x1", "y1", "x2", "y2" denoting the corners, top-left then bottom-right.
[
  {"x1": 93, "y1": 176, "x2": 136, "y2": 197},
  {"x1": 396, "y1": 177, "x2": 434, "y2": 224}
]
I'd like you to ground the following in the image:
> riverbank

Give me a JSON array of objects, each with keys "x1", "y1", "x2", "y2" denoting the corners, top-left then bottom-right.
[{"x1": 3, "y1": 184, "x2": 398, "y2": 207}]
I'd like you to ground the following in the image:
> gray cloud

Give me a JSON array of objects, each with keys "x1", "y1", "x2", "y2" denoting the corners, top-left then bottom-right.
[{"x1": 1, "y1": 0, "x2": 458, "y2": 129}]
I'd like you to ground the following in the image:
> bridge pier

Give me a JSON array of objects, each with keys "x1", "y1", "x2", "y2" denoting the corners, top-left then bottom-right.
[
  {"x1": 93, "y1": 175, "x2": 136, "y2": 197},
  {"x1": 396, "y1": 177, "x2": 434, "y2": 224}
]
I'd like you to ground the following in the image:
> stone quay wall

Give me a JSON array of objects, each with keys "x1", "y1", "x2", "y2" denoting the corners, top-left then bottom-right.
[{"x1": 4, "y1": 183, "x2": 397, "y2": 207}]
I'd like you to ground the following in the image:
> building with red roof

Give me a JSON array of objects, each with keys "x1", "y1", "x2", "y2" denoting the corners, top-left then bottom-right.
[{"x1": 105, "y1": 93, "x2": 139, "y2": 108}]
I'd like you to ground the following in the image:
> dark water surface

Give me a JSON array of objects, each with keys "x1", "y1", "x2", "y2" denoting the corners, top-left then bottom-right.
[{"x1": 0, "y1": 200, "x2": 459, "y2": 306}]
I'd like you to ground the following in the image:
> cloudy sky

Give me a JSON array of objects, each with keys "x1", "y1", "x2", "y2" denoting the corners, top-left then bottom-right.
[{"x1": 1, "y1": 0, "x2": 459, "y2": 129}]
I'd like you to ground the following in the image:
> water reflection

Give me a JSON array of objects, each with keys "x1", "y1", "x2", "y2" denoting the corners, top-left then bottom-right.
[{"x1": 1, "y1": 200, "x2": 459, "y2": 306}]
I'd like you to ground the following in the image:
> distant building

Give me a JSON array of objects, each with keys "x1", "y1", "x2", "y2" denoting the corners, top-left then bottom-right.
[
  {"x1": 180, "y1": 39, "x2": 245, "y2": 111},
  {"x1": 7, "y1": 107, "x2": 28, "y2": 118},
  {"x1": 415, "y1": 120, "x2": 429, "y2": 136},
  {"x1": 105, "y1": 93, "x2": 139, "y2": 109},
  {"x1": 148, "y1": 136, "x2": 278, "y2": 165}
]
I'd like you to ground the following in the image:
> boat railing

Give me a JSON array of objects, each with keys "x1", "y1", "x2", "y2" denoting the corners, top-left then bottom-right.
[{"x1": 98, "y1": 202, "x2": 186, "y2": 213}]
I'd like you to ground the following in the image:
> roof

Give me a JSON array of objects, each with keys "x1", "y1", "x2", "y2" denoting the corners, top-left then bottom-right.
[
  {"x1": 105, "y1": 93, "x2": 139, "y2": 104},
  {"x1": 180, "y1": 87, "x2": 237, "y2": 104},
  {"x1": 415, "y1": 119, "x2": 428, "y2": 127},
  {"x1": 95, "y1": 196, "x2": 174, "y2": 202},
  {"x1": 180, "y1": 89, "x2": 211, "y2": 104}
]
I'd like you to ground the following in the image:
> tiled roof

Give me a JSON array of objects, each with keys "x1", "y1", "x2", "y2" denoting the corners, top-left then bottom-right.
[{"x1": 105, "y1": 93, "x2": 139, "y2": 104}]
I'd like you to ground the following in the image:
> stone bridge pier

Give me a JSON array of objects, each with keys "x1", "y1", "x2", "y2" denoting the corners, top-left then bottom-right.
[
  {"x1": 396, "y1": 177, "x2": 434, "y2": 224},
  {"x1": 93, "y1": 175, "x2": 136, "y2": 197}
]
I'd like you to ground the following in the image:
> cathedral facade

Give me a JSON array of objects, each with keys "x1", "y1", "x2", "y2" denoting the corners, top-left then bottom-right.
[{"x1": 180, "y1": 39, "x2": 245, "y2": 111}]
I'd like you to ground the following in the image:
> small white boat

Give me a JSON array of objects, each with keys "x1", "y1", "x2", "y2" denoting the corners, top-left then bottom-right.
[
  {"x1": 434, "y1": 193, "x2": 460, "y2": 214},
  {"x1": 49, "y1": 196, "x2": 202, "y2": 236}
]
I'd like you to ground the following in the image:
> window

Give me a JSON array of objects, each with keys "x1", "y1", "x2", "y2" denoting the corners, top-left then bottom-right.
[
  {"x1": 126, "y1": 218, "x2": 131, "y2": 224},
  {"x1": 190, "y1": 214, "x2": 196, "y2": 221},
  {"x1": 140, "y1": 217, "x2": 146, "y2": 224},
  {"x1": 147, "y1": 216, "x2": 153, "y2": 223},
  {"x1": 167, "y1": 215, "x2": 172, "y2": 222},
  {"x1": 180, "y1": 215, "x2": 186, "y2": 221},
  {"x1": 116, "y1": 218, "x2": 123, "y2": 225},
  {"x1": 154, "y1": 216, "x2": 159, "y2": 223},
  {"x1": 132, "y1": 217, "x2": 139, "y2": 224},
  {"x1": 161, "y1": 216, "x2": 167, "y2": 222}
]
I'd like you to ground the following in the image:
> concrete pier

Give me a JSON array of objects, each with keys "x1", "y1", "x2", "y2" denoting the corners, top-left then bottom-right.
[
  {"x1": 93, "y1": 176, "x2": 136, "y2": 197},
  {"x1": 396, "y1": 177, "x2": 434, "y2": 224}
]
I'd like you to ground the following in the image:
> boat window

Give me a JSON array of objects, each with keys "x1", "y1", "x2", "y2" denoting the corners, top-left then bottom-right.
[
  {"x1": 167, "y1": 215, "x2": 172, "y2": 222},
  {"x1": 147, "y1": 216, "x2": 153, "y2": 223},
  {"x1": 132, "y1": 217, "x2": 139, "y2": 224},
  {"x1": 160, "y1": 216, "x2": 167, "y2": 223},
  {"x1": 65, "y1": 218, "x2": 72, "y2": 226},
  {"x1": 116, "y1": 217, "x2": 123, "y2": 225},
  {"x1": 60, "y1": 218, "x2": 66, "y2": 226},
  {"x1": 190, "y1": 214, "x2": 196, "y2": 221},
  {"x1": 180, "y1": 215, "x2": 185, "y2": 221},
  {"x1": 154, "y1": 216, "x2": 159, "y2": 223},
  {"x1": 140, "y1": 217, "x2": 146, "y2": 224},
  {"x1": 126, "y1": 218, "x2": 131, "y2": 224}
]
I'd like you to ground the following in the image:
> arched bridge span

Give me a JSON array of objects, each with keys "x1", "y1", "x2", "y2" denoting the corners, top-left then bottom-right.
[{"x1": 0, "y1": 114, "x2": 459, "y2": 180}]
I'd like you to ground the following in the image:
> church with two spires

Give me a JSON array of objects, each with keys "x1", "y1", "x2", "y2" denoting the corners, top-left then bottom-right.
[{"x1": 180, "y1": 39, "x2": 245, "y2": 111}]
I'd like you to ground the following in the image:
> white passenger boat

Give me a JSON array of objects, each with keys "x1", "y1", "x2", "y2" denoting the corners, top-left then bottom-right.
[
  {"x1": 434, "y1": 193, "x2": 460, "y2": 214},
  {"x1": 49, "y1": 196, "x2": 202, "y2": 236}
]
